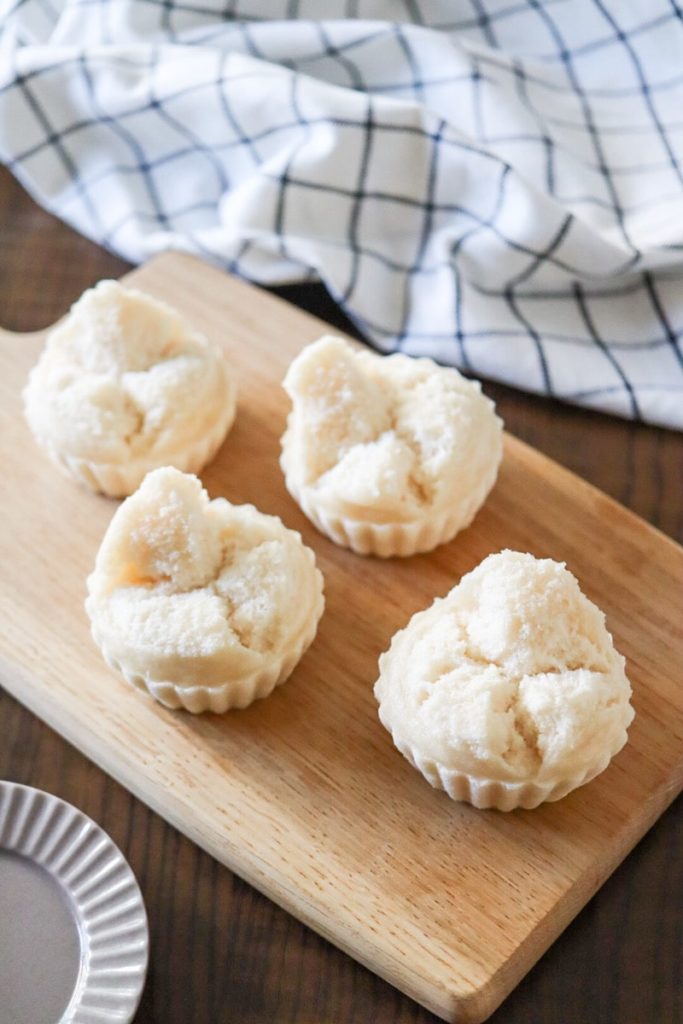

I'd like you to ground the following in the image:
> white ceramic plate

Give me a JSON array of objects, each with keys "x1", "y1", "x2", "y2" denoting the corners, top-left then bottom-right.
[{"x1": 0, "y1": 781, "x2": 148, "y2": 1024}]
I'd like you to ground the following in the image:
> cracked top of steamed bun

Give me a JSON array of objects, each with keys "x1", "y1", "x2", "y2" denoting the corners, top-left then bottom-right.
[
  {"x1": 374, "y1": 550, "x2": 634, "y2": 784},
  {"x1": 23, "y1": 280, "x2": 232, "y2": 467},
  {"x1": 280, "y1": 336, "x2": 502, "y2": 525},
  {"x1": 86, "y1": 468, "x2": 324, "y2": 684}
]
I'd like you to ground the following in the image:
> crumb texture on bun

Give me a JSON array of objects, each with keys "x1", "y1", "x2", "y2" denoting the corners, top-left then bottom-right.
[
  {"x1": 86, "y1": 467, "x2": 324, "y2": 713},
  {"x1": 280, "y1": 336, "x2": 503, "y2": 556},
  {"x1": 375, "y1": 550, "x2": 634, "y2": 809},
  {"x1": 24, "y1": 281, "x2": 236, "y2": 495}
]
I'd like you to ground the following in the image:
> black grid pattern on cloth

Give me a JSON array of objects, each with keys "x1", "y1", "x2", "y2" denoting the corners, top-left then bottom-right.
[{"x1": 1, "y1": 0, "x2": 683, "y2": 428}]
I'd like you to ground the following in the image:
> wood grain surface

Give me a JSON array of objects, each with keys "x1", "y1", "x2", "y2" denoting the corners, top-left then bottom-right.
[
  {"x1": 1, "y1": 168, "x2": 682, "y2": 1024},
  {"x1": 2, "y1": 247, "x2": 683, "y2": 1019}
]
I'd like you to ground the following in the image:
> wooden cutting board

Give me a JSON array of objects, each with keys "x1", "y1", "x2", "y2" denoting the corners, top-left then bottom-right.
[{"x1": 1, "y1": 253, "x2": 682, "y2": 1023}]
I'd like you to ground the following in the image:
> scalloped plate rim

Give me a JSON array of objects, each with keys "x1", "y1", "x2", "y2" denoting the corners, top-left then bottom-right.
[{"x1": 0, "y1": 781, "x2": 149, "y2": 1024}]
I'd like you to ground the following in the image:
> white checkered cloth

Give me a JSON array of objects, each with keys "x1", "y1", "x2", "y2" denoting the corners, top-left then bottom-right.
[{"x1": 2, "y1": 1, "x2": 683, "y2": 429}]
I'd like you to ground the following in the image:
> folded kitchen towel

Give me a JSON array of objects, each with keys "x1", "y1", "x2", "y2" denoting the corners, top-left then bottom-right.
[{"x1": 1, "y1": 1, "x2": 683, "y2": 429}]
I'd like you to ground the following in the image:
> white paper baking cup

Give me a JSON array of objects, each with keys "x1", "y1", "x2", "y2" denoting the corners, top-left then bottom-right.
[
  {"x1": 280, "y1": 450, "x2": 500, "y2": 557},
  {"x1": 378, "y1": 708, "x2": 627, "y2": 812},
  {"x1": 89, "y1": 584, "x2": 325, "y2": 714},
  {"x1": 32, "y1": 394, "x2": 236, "y2": 498},
  {"x1": 0, "y1": 781, "x2": 148, "y2": 1023}
]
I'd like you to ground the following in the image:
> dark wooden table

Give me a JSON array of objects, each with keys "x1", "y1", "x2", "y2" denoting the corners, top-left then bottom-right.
[{"x1": 1, "y1": 166, "x2": 681, "y2": 1024}]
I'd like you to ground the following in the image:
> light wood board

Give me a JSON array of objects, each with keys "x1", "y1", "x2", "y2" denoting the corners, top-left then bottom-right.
[{"x1": 1, "y1": 253, "x2": 682, "y2": 1023}]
